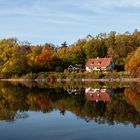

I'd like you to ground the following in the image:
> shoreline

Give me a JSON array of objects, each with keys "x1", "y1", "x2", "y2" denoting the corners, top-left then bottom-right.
[{"x1": 0, "y1": 78, "x2": 140, "y2": 82}]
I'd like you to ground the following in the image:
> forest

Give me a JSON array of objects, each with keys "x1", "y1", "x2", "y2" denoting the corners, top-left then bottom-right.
[{"x1": 0, "y1": 29, "x2": 140, "y2": 78}]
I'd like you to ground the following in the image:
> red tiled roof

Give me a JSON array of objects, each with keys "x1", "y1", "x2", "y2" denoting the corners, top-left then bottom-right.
[
  {"x1": 85, "y1": 92, "x2": 111, "y2": 102},
  {"x1": 86, "y1": 57, "x2": 112, "y2": 68}
]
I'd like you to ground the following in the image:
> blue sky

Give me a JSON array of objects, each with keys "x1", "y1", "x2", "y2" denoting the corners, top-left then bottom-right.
[{"x1": 0, "y1": 0, "x2": 140, "y2": 45}]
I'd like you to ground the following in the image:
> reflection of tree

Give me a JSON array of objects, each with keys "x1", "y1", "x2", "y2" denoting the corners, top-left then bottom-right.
[
  {"x1": 0, "y1": 82, "x2": 140, "y2": 127},
  {"x1": 125, "y1": 83, "x2": 140, "y2": 114},
  {"x1": 0, "y1": 110, "x2": 16, "y2": 122},
  {"x1": 14, "y1": 112, "x2": 29, "y2": 120},
  {"x1": 0, "y1": 110, "x2": 28, "y2": 122},
  {"x1": 27, "y1": 93, "x2": 53, "y2": 113}
]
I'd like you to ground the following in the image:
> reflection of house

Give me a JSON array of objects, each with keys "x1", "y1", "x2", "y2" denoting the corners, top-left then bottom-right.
[
  {"x1": 85, "y1": 87, "x2": 112, "y2": 102},
  {"x1": 85, "y1": 88, "x2": 107, "y2": 93},
  {"x1": 68, "y1": 64, "x2": 85, "y2": 72},
  {"x1": 85, "y1": 57, "x2": 115, "y2": 72},
  {"x1": 67, "y1": 88, "x2": 85, "y2": 95}
]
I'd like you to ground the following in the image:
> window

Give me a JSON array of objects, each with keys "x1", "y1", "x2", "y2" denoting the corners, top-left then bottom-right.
[
  {"x1": 91, "y1": 61, "x2": 94, "y2": 65},
  {"x1": 98, "y1": 61, "x2": 101, "y2": 65}
]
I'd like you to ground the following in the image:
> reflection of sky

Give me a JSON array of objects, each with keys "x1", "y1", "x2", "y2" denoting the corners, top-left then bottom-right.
[
  {"x1": 0, "y1": 0, "x2": 140, "y2": 45},
  {"x1": 0, "y1": 111, "x2": 140, "y2": 140}
]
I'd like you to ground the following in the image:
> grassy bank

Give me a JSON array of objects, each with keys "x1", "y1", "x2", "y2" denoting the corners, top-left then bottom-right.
[{"x1": 1, "y1": 70, "x2": 139, "y2": 83}]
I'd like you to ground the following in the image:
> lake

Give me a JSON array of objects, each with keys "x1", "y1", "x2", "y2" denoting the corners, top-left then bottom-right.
[{"x1": 0, "y1": 81, "x2": 140, "y2": 140}]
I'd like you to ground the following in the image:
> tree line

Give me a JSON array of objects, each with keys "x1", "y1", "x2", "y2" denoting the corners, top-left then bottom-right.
[{"x1": 1, "y1": 29, "x2": 140, "y2": 78}]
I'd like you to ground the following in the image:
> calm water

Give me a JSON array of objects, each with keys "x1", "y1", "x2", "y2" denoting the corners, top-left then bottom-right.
[{"x1": 0, "y1": 82, "x2": 140, "y2": 140}]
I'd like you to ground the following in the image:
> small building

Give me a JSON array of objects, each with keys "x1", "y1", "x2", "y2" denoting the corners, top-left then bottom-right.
[
  {"x1": 85, "y1": 57, "x2": 115, "y2": 72},
  {"x1": 68, "y1": 64, "x2": 85, "y2": 72}
]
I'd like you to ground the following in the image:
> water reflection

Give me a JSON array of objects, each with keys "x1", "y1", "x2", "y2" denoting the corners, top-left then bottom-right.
[
  {"x1": 67, "y1": 88, "x2": 85, "y2": 95},
  {"x1": 85, "y1": 87, "x2": 113, "y2": 102},
  {"x1": 0, "y1": 82, "x2": 140, "y2": 127}
]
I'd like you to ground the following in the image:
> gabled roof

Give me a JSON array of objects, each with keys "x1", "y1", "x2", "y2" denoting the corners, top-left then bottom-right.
[
  {"x1": 68, "y1": 65, "x2": 73, "y2": 68},
  {"x1": 68, "y1": 64, "x2": 84, "y2": 69},
  {"x1": 86, "y1": 57, "x2": 113, "y2": 68}
]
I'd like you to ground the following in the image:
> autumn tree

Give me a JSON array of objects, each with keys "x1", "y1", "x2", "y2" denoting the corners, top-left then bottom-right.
[
  {"x1": 35, "y1": 50, "x2": 54, "y2": 71},
  {"x1": 26, "y1": 46, "x2": 42, "y2": 72},
  {"x1": 0, "y1": 38, "x2": 28, "y2": 78},
  {"x1": 83, "y1": 37, "x2": 107, "y2": 59},
  {"x1": 125, "y1": 47, "x2": 140, "y2": 77}
]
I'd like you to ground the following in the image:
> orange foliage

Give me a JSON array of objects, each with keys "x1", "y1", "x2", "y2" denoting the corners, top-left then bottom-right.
[
  {"x1": 124, "y1": 88, "x2": 140, "y2": 113},
  {"x1": 124, "y1": 90, "x2": 136, "y2": 106},
  {"x1": 35, "y1": 50, "x2": 53, "y2": 67},
  {"x1": 125, "y1": 48, "x2": 140, "y2": 77},
  {"x1": 35, "y1": 94, "x2": 51, "y2": 111}
]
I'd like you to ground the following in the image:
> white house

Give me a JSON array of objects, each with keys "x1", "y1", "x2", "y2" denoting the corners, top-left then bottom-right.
[{"x1": 85, "y1": 57, "x2": 115, "y2": 72}]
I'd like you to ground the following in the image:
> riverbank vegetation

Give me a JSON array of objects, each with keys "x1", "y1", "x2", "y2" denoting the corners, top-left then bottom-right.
[
  {"x1": 19, "y1": 70, "x2": 130, "y2": 82},
  {"x1": 1, "y1": 29, "x2": 140, "y2": 78}
]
